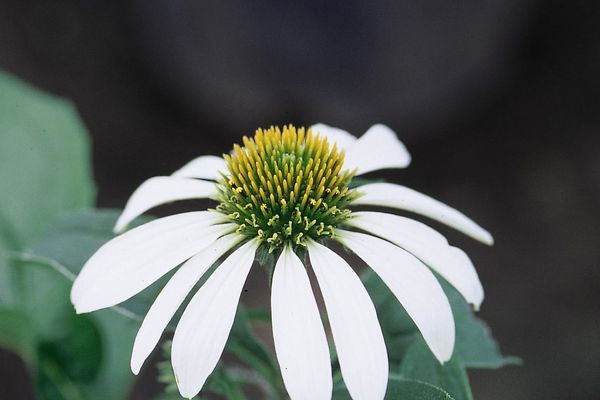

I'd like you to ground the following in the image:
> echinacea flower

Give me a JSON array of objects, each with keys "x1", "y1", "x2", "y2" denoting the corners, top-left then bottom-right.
[{"x1": 71, "y1": 124, "x2": 492, "y2": 400}]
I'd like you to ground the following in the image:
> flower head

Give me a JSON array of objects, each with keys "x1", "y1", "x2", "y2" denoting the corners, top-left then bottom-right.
[
  {"x1": 216, "y1": 125, "x2": 357, "y2": 251},
  {"x1": 71, "y1": 123, "x2": 492, "y2": 400}
]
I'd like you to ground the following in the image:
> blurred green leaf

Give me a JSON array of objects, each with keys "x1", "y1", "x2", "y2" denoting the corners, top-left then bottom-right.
[
  {"x1": 0, "y1": 71, "x2": 142, "y2": 399},
  {"x1": 36, "y1": 314, "x2": 102, "y2": 400},
  {"x1": 28, "y1": 208, "x2": 159, "y2": 319},
  {"x1": 12, "y1": 256, "x2": 138, "y2": 400},
  {"x1": 28, "y1": 209, "x2": 136, "y2": 273},
  {"x1": 15, "y1": 257, "x2": 73, "y2": 341},
  {"x1": 157, "y1": 341, "x2": 247, "y2": 400},
  {"x1": 16, "y1": 211, "x2": 148, "y2": 398},
  {"x1": 385, "y1": 377, "x2": 455, "y2": 399},
  {"x1": 35, "y1": 310, "x2": 135, "y2": 400},
  {"x1": 445, "y1": 283, "x2": 522, "y2": 369},
  {"x1": 0, "y1": 248, "x2": 16, "y2": 306},
  {"x1": 361, "y1": 270, "x2": 418, "y2": 362},
  {"x1": 202, "y1": 366, "x2": 247, "y2": 400},
  {"x1": 332, "y1": 375, "x2": 455, "y2": 400},
  {"x1": 37, "y1": 314, "x2": 102, "y2": 383},
  {"x1": 0, "y1": 69, "x2": 95, "y2": 348},
  {"x1": 37, "y1": 356, "x2": 87, "y2": 400},
  {"x1": 246, "y1": 307, "x2": 272, "y2": 325},
  {"x1": 362, "y1": 269, "x2": 519, "y2": 368},
  {"x1": 361, "y1": 268, "x2": 519, "y2": 399},
  {"x1": 0, "y1": 70, "x2": 95, "y2": 249},
  {"x1": 83, "y1": 310, "x2": 139, "y2": 400},
  {"x1": 228, "y1": 306, "x2": 281, "y2": 394},
  {"x1": 0, "y1": 307, "x2": 36, "y2": 365},
  {"x1": 399, "y1": 338, "x2": 472, "y2": 400}
]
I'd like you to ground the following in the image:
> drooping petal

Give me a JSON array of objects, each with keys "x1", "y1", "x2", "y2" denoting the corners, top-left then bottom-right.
[
  {"x1": 71, "y1": 212, "x2": 232, "y2": 313},
  {"x1": 172, "y1": 239, "x2": 258, "y2": 399},
  {"x1": 344, "y1": 124, "x2": 411, "y2": 174},
  {"x1": 171, "y1": 155, "x2": 227, "y2": 180},
  {"x1": 310, "y1": 123, "x2": 357, "y2": 150},
  {"x1": 448, "y1": 246, "x2": 485, "y2": 311},
  {"x1": 346, "y1": 211, "x2": 484, "y2": 309},
  {"x1": 130, "y1": 233, "x2": 244, "y2": 375},
  {"x1": 352, "y1": 182, "x2": 494, "y2": 245},
  {"x1": 271, "y1": 246, "x2": 332, "y2": 400},
  {"x1": 307, "y1": 240, "x2": 388, "y2": 400},
  {"x1": 114, "y1": 177, "x2": 219, "y2": 233},
  {"x1": 336, "y1": 230, "x2": 455, "y2": 363}
]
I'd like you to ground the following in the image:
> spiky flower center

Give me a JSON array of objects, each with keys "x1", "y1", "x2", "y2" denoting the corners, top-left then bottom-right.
[{"x1": 216, "y1": 125, "x2": 358, "y2": 252}]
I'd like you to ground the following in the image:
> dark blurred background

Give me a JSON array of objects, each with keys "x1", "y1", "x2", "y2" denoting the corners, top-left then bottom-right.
[{"x1": 1, "y1": 0, "x2": 599, "y2": 399}]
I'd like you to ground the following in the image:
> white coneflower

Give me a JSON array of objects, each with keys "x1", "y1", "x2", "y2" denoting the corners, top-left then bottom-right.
[{"x1": 71, "y1": 124, "x2": 492, "y2": 400}]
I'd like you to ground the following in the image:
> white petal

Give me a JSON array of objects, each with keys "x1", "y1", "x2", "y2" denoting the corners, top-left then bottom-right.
[
  {"x1": 308, "y1": 240, "x2": 388, "y2": 400},
  {"x1": 271, "y1": 247, "x2": 332, "y2": 400},
  {"x1": 172, "y1": 155, "x2": 227, "y2": 180},
  {"x1": 346, "y1": 211, "x2": 484, "y2": 309},
  {"x1": 71, "y1": 211, "x2": 232, "y2": 313},
  {"x1": 352, "y1": 182, "x2": 494, "y2": 245},
  {"x1": 337, "y1": 230, "x2": 455, "y2": 363},
  {"x1": 130, "y1": 233, "x2": 244, "y2": 374},
  {"x1": 310, "y1": 123, "x2": 357, "y2": 150},
  {"x1": 172, "y1": 239, "x2": 258, "y2": 399},
  {"x1": 448, "y1": 247, "x2": 484, "y2": 311},
  {"x1": 114, "y1": 177, "x2": 219, "y2": 233},
  {"x1": 344, "y1": 124, "x2": 411, "y2": 175}
]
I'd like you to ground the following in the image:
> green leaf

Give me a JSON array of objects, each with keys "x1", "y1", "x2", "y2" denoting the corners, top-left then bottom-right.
[
  {"x1": 0, "y1": 247, "x2": 17, "y2": 306},
  {"x1": 34, "y1": 310, "x2": 137, "y2": 400},
  {"x1": 11, "y1": 210, "x2": 141, "y2": 399},
  {"x1": 37, "y1": 356, "x2": 87, "y2": 400},
  {"x1": 0, "y1": 68, "x2": 94, "y2": 326},
  {"x1": 157, "y1": 341, "x2": 247, "y2": 400},
  {"x1": 361, "y1": 269, "x2": 520, "y2": 369},
  {"x1": 228, "y1": 306, "x2": 282, "y2": 397},
  {"x1": 333, "y1": 375, "x2": 455, "y2": 400},
  {"x1": 15, "y1": 256, "x2": 74, "y2": 341},
  {"x1": 36, "y1": 314, "x2": 102, "y2": 400},
  {"x1": 0, "y1": 72, "x2": 143, "y2": 399},
  {"x1": 0, "y1": 307, "x2": 36, "y2": 365},
  {"x1": 26, "y1": 208, "x2": 158, "y2": 320},
  {"x1": 399, "y1": 338, "x2": 472, "y2": 400},
  {"x1": 246, "y1": 307, "x2": 272, "y2": 325},
  {"x1": 385, "y1": 377, "x2": 455, "y2": 399},
  {"x1": 361, "y1": 270, "x2": 418, "y2": 362},
  {"x1": 0, "y1": 70, "x2": 95, "y2": 249},
  {"x1": 16, "y1": 210, "x2": 150, "y2": 398},
  {"x1": 82, "y1": 310, "x2": 139, "y2": 400},
  {"x1": 27, "y1": 209, "x2": 136, "y2": 275},
  {"x1": 443, "y1": 283, "x2": 522, "y2": 369},
  {"x1": 37, "y1": 314, "x2": 102, "y2": 383},
  {"x1": 12, "y1": 254, "x2": 138, "y2": 400},
  {"x1": 361, "y1": 268, "x2": 520, "y2": 400}
]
